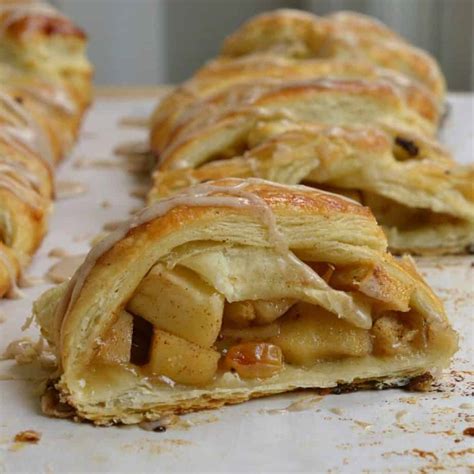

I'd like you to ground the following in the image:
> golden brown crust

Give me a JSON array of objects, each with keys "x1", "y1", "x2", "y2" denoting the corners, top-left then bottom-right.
[
  {"x1": 156, "y1": 78, "x2": 436, "y2": 173},
  {"x1": 220, "y1": 9, "x2": 445, "y2": 100},
  {"x1": 150, "y1": 56, "x2": 439, "y2": 155},
  {"x1": 2, "y1": 12, "x2": 86, "y2": 39},
  {"x1": 44, "y1": 371, "x2": 435, "y2": 425}
]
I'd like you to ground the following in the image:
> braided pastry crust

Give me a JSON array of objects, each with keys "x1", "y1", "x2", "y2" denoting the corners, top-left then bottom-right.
[
  {"x1": 220, "y1": 9, "x2": 445, "y2": 100},
  {"x1": 149, "y1": 9, "x2": 471, "y2": 255}
]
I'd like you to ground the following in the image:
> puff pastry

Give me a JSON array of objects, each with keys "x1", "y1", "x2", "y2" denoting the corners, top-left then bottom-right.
[
  {"x1": 156, "y1": 78, "x2": 439, "y2": 172},
  {"x1": 150, "y1": 56, "x2": 439, "y2": 156},
  {"x1": 34, "y1": 179, "x2": 458, "y2": 424},
  {"x1": 149, "y1": 9, "x2": 472, "y2": 255},
  {"x1": 220, "y1": 9, "x2": 445, "y2": 101},
  {"x1": 151, "y1": 124, "x2": 474, "y2": 255},
  {"x1": 0, "y1": 1, "x2": 92, "y2": 298}
]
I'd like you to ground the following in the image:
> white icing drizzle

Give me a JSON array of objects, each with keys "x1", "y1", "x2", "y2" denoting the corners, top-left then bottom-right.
[
  {"x1": 0, "y1": 159, "x2": 41, "y2": 191},
  {"x1": 19, "y1": 84, "x2": 76, "y2": 115},
  {"x1": 0, "y1": 62, "x2": 76, "y2": 115},
  {"x1": 0, "y1": 91, "x2": 54, "y2": 169},
  {"x1": 0, "y1": 247, "x2": 23, "y2": 299},
  {"x1": 0, "y1": 172, "x2": 43, "y2": 211}
]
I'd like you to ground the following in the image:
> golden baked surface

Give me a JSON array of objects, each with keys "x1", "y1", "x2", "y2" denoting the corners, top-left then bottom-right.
[
  {"x1": 150, "y1": 56, "x2": 439, "y2": 155},
  {"x1": 220, "y1": 9, "x2": 445, "y2": 100},
  {"x1": 0, "y1": 1, "x2": 92, "y2": 298},
  {"x1": 34, "y1": 179, "x2": 458, "y2": 424}
]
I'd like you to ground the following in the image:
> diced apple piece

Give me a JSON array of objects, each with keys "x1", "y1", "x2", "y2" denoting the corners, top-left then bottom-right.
[
  {"x1": 371, "y1": 312, "x2": 419, "y2": 356},
  {"x1": 252, "y1": 299, "x2": 295, "y2": 324},
  {"x1": 147, "y1": 328, "x2": 220, "y2": 385},
  {"x1": 127, "y1": 263, "x2": 224, "y2": 347},
  {"x1": 223, "y1": 299, "x2": 295, "y2": 327},
  {"x1": 330, "y1": 264, "x2": 411, "y2": 313},
  {"x1": 223, "y1": 301, "x2": 256, "y2": 327},
  {"x1": 221, "y1": 323, "x2": 280, "y2": 341},
  {"x1": 96, "y1": 310, "x2": 133, "y2": 365},
  {"x1": 270, "y1": 303, "x2": 371, "y2": 366}
]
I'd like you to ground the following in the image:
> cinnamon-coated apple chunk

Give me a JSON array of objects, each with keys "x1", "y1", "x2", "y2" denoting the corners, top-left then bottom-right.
[
  {"x1": 127, "y1": 263, "x2": 224, "y2": 347},
  {"x1": 223, "y1": 298, "x2": 295, "y2": 327},
  {"x1": 270, "y1": 303, "x2": 372, "y2": 365},
  {"x1": 96, "y1": 310, "x2": 133, "y2": 365},
  {"x1": 223, "y1": 301, "x2": 255, "y2": 327},
  {"x1": 329, "y1": 264, "x2": 412, "y2": 313},
  {"x1": 252, "y1": 299, "x2": 296, "y2": 324},
  {"x1": 147, "y1": 328, "x2": 220, "y2": 385},
  {"x1": 371, "y1": 312, "x2": 420, "y2": 356}
]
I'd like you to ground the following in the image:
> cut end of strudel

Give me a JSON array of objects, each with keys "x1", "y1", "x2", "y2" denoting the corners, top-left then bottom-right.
[{"x1": 34, "y1": 179, "x2": 458, "y2": 425}]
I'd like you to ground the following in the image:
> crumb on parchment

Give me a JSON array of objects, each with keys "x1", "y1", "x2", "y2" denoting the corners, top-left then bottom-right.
[{"x1": 14, "y1": 430, "x2": 41, "y2": 444}]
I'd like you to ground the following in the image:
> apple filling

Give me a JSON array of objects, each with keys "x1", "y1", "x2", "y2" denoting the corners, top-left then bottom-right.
[
  {"x1": 361, "y1": 192, "x2": 465, "y2": 232},
  {"x1": 91, "y1": 258, "x2": 428, "y2": 387},
  {"x1": 308, "y1": 183, "x2": 466, "y2": 235}
]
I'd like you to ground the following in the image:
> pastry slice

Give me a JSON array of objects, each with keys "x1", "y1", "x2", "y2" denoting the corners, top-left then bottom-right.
[
  {"x1": 34, "y1": 179, "x2": 458, "y2": 425},
  {"x1": 150, "y1": 56, "x2": 438, "y2": 156},
  {"x1": 150, "y1": 125, "x2": 474, "y2": 255},
  {"x1": 157, "y1": 78, "x2": 437, "y2": 172},
  {"x1": 220, "y1": 9, "x2": 445, "y2": 101}
]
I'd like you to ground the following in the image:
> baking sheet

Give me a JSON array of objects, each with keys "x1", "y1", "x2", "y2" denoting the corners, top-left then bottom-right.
[{"x1": 0, "y1": 92, "x2": 473, "y2": 473}]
